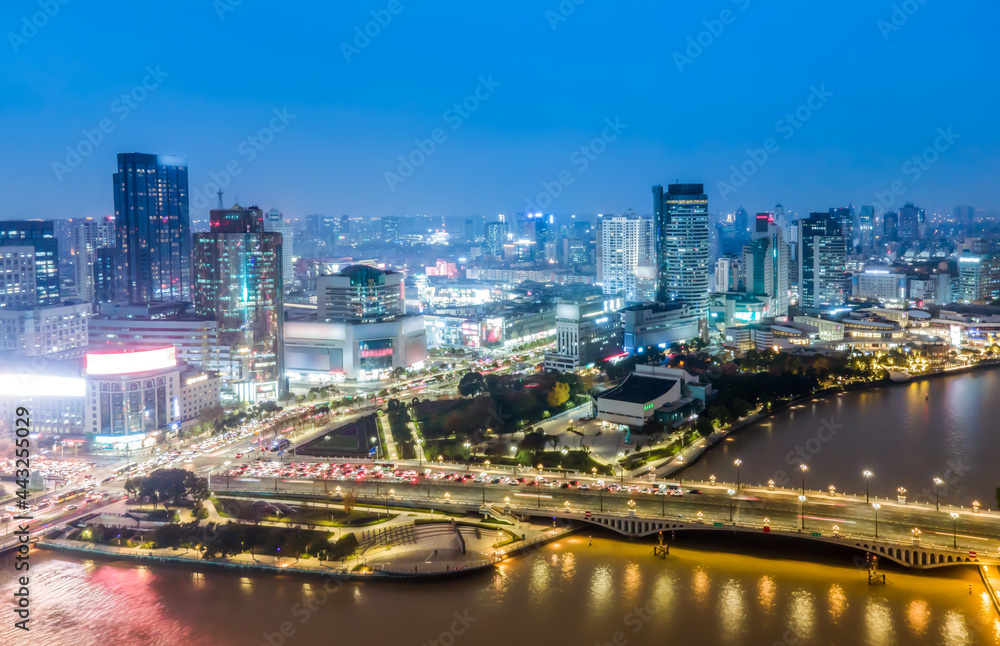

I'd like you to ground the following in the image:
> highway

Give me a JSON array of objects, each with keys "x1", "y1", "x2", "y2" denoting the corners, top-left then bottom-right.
[{"x1": 210, "y1": 469, "x2": 1000, "y2": 558}]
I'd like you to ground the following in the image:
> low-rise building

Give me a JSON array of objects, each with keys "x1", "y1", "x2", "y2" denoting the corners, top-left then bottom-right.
[
  {"x1": 0, "y1": 301, "x2": 90, "y2": 356},
  {"x1": 594, "y1": 365, "x2": 706, "y2": 427},
  {"x1": 622, "y1": 302, "x2": 701, "y2": 352},
  {"x1": 544, "y1": 294, "x2": 624, "y2": 372}
]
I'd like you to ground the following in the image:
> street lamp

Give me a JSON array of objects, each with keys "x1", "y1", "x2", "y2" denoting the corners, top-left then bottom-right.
[
  {"x1": 627, "y1": 499, "x2": 636, "y2": 517},
  {"x1": 933, "y1": 477, "x2": 943, "y2": 511},
  {"x1": 872, "y1": 502, "x2": 881, "y2": 539},
  {"x1": 799, "y1": 464, "x2": 808, "y2": 494},
  {"x1": 709, "y1": 474, "x2": 716, "y2": 485},
  {"x1": 950, "y1": 511, "x2": 959, "y2": 548},
  {"x1": 828, "y1": 485, "x2": 836, "y2": 496},
  {"x1": 863, "y1": 470, "x2": 873, "y2": 503},
  {"x1": 728, "y1": 488, "x2": 736, "y2": 522},
  {"x1": 973, "y1": 501, "x2": 981, "y2": 514},
  {"x1": 734, "y1": 459, "x2": 742, "y2": 490},
  {"x1": 798, "y1": 495, "x2": 806, "y2": 531}
]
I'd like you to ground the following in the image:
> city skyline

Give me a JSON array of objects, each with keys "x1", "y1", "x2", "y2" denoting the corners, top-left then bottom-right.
[{"x1": 1, "y1": 2, "x2": 998, "y2": 222}]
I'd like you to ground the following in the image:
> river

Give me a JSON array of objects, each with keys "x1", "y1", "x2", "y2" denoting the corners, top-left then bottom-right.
[
  {"x1": 0, "y1": 536, "x2": 997, "y2": 646},
  {"x1": 680, "y1": 368, "x2": 1000, "y2": 507}
]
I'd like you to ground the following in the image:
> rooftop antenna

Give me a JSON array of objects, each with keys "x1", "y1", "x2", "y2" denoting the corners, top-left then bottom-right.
[{"x1": 217, "y1": 190, "x2": 224, "y2": 210}]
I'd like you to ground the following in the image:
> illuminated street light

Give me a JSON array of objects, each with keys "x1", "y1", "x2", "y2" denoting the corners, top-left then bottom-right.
[
  {"x1": 828, "y1": 485, "x2": 836, "y2": 496},
  {"x1": 933, "y1": 477, "x2": 944, "y2": 511},
  {"x1": 728, "y1": 488, "x2": 736, "y2": 522},
  {"x1": 973, "y1": 501, "x2": 981, "y2": 514},
  {"x1": 798, "y1": 495, "x2": 806, "y2": 531},
  {"x1": 709, "y1": 474, "x2": 716, "y2": 485},
  {"x1": 863, "y1": 470, "x2": 873, "y2": 503},
  {"x1": 872, "y1": 502, "x2": 881, "y2": 539},
  {"x1": 950, "y1": 511, "x2": 959, "y2": 548},
  {"x1": 799, "y1": 464, "x2": 808, "y2": 494},
  {"x1": 734, "y1": 459, "x2": 742, "y2": 490}
]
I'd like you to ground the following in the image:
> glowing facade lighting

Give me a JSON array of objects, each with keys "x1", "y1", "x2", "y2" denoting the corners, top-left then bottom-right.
[{"x1": 85, "y1": 347, "x2": 177, "y2": 375}]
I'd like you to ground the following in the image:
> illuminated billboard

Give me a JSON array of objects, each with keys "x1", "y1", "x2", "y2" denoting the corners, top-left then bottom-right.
[
  {"x1": 86, "y1": 347, "x2": 177, "y2": 376},
  {"x1": 483, "y1": 318, "x2": 503, "y2": 345},
  {"x1": 0, "y1": 374, "x2": 86, "y2": 397}
]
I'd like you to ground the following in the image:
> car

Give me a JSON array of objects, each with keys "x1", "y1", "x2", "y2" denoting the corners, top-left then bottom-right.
[
  {"x1": 65, "y1": 504, "x2": 79, "y2": 511},
  {"x1": 687, "y1": 489, "x2": 702, "y2": 495}
]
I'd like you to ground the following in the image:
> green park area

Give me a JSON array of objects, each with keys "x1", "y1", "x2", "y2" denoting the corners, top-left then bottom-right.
[{"x1": 296, "y1": 415, "x2": 380, "y2": 458}]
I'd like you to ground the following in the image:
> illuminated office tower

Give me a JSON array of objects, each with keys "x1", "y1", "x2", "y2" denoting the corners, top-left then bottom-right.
[
  {"x1": 0, "y1": 220, "x2": 60, "y2": 306},
  {"x1": 653, "y1": 183, "x2": 710, "y2": 319}
]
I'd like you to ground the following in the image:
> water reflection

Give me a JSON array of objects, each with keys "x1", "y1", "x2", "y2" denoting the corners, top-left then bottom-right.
[
  {"x1": 787, "y1": 589, "x2": 816, "y2": 642},
  {"x1": 907, "y1": 599, "x2": 930, "y2": 636},
  {"x1": 717, "y1": 579, "x2": 746, "y2": 641},
  {"x1": 864, "y1": 597, "x2": 894, "y2": 646},
  {"x1": 589, "y1": 564, "x2": 614, "y2": 614},
  {"x1": 758, "y1": 575, "x2": 776, "y2": 614},
  {"x1": 828, "y1": 583, "x2": 847, "y2": 622}
]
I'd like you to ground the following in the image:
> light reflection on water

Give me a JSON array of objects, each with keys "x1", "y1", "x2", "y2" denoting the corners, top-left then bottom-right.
[{"x1": 1, "y1": 541, "x2": 999, "y2": 646}]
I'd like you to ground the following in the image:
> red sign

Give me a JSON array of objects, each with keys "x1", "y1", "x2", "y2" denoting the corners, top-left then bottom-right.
[
  {"x1": 763, "y1": 526, "x2": 771, "y2": 533},
  {"x1": 970, "y1": 551, "x2": 978, "y2": 558}
]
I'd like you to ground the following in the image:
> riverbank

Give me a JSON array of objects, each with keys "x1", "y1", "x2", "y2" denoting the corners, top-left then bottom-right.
[
  {"x1": 34, "y1": 522, "x2": 576, "y2": 582},
  {"x1": 662, "y1": 359, "x2": 1000, "y2": 479}
]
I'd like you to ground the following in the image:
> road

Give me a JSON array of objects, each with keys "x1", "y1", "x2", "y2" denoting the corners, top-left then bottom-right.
[{"x1": 211, "y1": 471, "x2": 1000, "y2": 557}]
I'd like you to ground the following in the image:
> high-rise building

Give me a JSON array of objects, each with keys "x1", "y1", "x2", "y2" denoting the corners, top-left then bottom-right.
[
  {"x1": 742, "y1": 213, "x2": 790, "y2": 317},
  {"x1": 485, "y1": 221, "x2": 509, "y2": 257},
  {"x1": 714, "y1": 254, "x2": 740, "y2": 293},
  {"x1": 464, "y1": 219, "x2": 475, "y2": 242},
  {"x1": 193, "y1": 204, "x2": 283, "y2": 397},
  {"x1": 0, "y1": 220, "x2": 60, "y2": 306},
  {"x1": 93, "y1": 248, "x2": 116, "y2": 304},
  {"x1": 0, "y1": 246, "x2": 38, "y2": 309},
  {"x1": 264, "y1": 208, "x2": 295, "y2": 285},
  {"x1": 381, "y1": 216, "x2": 400, "y2": 243},
  {"x1": 112, "y1": 153, "x2": 191, "y2": 303},
  {"x1": 543, "y1": 292, "x2": 624, "y2": 373},
  {"x1": 954, "y1": 205, "x2": 976, "y2": 224},
  {"x1": 958, "y1": 252, "x2": 1000, "y2": 303},
  {"x1": 830, "y1": 206, "x2": 854, "y2": 252},
  {"x1": 73, "y1": 216, "x2": 115, "y2": 302},
  {"x1": 883, "y1": 211, "x2": 899, "y2": 240},
  {"x1": 653, "y1": 183, "x2": 710, "y2": 319},
  {"x1": 597, "y1": 214, "x2": 655, "y2": 303},
  {"x1": 798, "y1": 213, "x2": 847, "y2": 309},
  {"x1": 897, "y1": 203, "x2": 923, "y2": 242},
  {"x1": 858, "y1": 206, "x2": 875, "y2": 255},
  {"x1": 734, "y1": 207, "x2": 750, "y2": 243},
  {"x1": 0, "y1": 302, "x2": 89, "y2": 356}
]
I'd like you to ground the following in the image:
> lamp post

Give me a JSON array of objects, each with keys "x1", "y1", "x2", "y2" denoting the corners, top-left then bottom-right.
[
  {"x1": 828, "y1": 485, "x2": 836, "y2": 496},
  {"x1": 973, "y1": 501, "x2": 981, "y2": 514},
  {"x1": 734, "y1": 459, "x2": 742, "y2": 490},
  {"x1": 950, "y1": 511, "x2": 959, "y2": 548},
  {"x1": 728, "y1": 488, "x2": 736, "y2": 522},
  {"x1": 799, "y1": 464, "x2": 808, "y2": 494},
  {"x1": 933, "y1": 477, "x2": 943, "y2": 511},
  {"x1": 872, "y1": 503, "x2": 881, "y2": 539},
  {"x1": 863, "y1": 470, "x2": 873, "y2": 503},
  {"x1": 798, "y1": 495, "x2": 806, "y2": 531}
]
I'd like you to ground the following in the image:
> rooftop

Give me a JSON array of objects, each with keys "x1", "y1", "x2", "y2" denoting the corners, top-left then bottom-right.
[{"x1": 596, "y1": 374, "x2": 678, "y2": 404}]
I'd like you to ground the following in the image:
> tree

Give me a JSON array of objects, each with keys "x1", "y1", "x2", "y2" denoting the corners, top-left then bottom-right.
[
  {"x1": 695, "y1": 417, "x2": 714, "y2": 439},
  {"x1": 458, "y1": 371, "x2": 486, "y2": 397},
  {"x1": 517, "y1": 431, "x2": 548, "y2": 458},
  {"x1": 341, "y1": 491, "x2": 357, "y2": 516},
  {"x1": 133, "y1": 469, "x2": 209, "y2": 509},
  {"x1": 546, "y1": 382, "x2": 570, "y2": 407}
]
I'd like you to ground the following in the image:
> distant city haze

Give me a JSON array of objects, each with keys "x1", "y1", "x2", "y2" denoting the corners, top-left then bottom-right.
[{"x1": 1, "y1": 2, "x2": 998, "y2": 220}]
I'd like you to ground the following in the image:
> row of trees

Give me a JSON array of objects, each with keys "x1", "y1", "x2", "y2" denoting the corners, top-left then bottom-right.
[{"x1": 123, "y1": 469, "x2": 209, "y2": 510}]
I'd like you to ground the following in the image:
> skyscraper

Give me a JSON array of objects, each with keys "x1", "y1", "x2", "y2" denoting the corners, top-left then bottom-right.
[
  {"x1": 485, "y1": 221, "x2": 509, "y2": 257},
  {"x1": 897, "y1": 203, "x2": 924, "y2": 242},
  {"x1": 73, "y1": 216, "x2": 115, "y2": 302},
  {"x1": 830, "y1": 206, "x2": 854, "y2": 252},
  {"x1": 264, "y1": 208, "x2": 295, "y2": 285},
  {"x1": 742, "y1": 213, "x2": 790, "y2": 317},
  {"x1": 858, "y1": 206, "x2": 875, "y2": 255},
  {"x1": 597, "y1": 214, "x2": 655, "y2": 303},
  {"x1": 113, "y1": 153, "x2": 191, "y2": 303},
  {"x1": 193, "y1": 204, "x2": 283, "y2": 398},
  {"x1": 0, "y1": 220, "x2": 60, "y2": 306},
  {"x1": 798, "y1": 213, "x2": 847, "y2": 309},
  {"x1": 654, "y1": 183, "x2": 710, "y2": 319}
]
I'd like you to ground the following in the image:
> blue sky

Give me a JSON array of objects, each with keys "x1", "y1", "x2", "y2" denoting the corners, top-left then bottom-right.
[{"x1": 2, "y1": 0, "x2": 998, "y2": 221}]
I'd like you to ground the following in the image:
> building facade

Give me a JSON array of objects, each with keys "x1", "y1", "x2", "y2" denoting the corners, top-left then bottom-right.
[
  {"x1": 653, "y1": 183, "x2": 710, "y2": 320},
  {"x1": 0, "y1": 302, "x2": 89, "y2": 356},
  {"x1": 544, "y1": 293, "x2": 624, "y2": 372},
  {"x1": 113, "y1": 152, "x2": 191, "y2": 303},
  {"x1": 597, "y1": 214, "x2": 655, "y2": 303},
  {"x1": 193, "y1": 204, "x2": 284, "y2": 396},
  {"x1": 0, "y1": 220, "x2": 60, "y2": 306},
  {"x1": 798, "y1": 213, "x2": 847, "y2": 309}
]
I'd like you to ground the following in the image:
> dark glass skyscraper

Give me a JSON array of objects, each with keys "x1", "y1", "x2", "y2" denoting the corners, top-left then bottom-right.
[
  {"x1": 653, "y1": 183, "x2": 710, "y2": 319},
  {"x1": 193, "y1": 204, "x2": 284, "y2": 397},
  {"x1": 797, "y1": 213, "x2": 847, "y2": 309},
  {"x1": 113, "y1": 153, "x2": 191, "y2": 303},
  {"x1": 0, "y1": 220, "x2": 60, "y2": 306}
]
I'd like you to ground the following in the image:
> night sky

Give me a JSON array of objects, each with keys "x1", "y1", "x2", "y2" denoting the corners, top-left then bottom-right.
[{"x1": 2, "y1": 0, "x2": 998, "y2": 221}]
